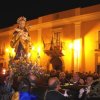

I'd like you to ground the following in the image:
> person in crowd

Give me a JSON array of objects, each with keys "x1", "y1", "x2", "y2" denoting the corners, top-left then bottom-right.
[
  {"x1": 50, "y1": 70, "x2": 57, "y2": 77},
  {"x1": 65, "y1": 71, "x2": 72, "y2": 81},
  {"x1": 79, "y1": 75, "x2": 94, "y2": 99},
  {"x1": 28, "y1": 73, "x2": 37, "y2": 87},
  {"x1": 12, "y1": 78, "x2": 37, "y2": 100},
  {"x1": 0, "y1": 74, "x2": 14, "y2": 100},
  {"x1": 93, "y1": 72, "x2": 99, "y2": 80},
  {"x1": 85, "y1": 76, "x2": 94, "y2": 86},
  {"x1": 12, "y1": 75, "x2": 24, "y2": 92},
  {"x1": 59, "y1": 72, "x2": 68, "y2": 85},
  {"x1": 44, "y1": 77, "x2": 66, "y2": 100},
  {"x1": 70, "y1": 72, "x2": 84, "y2": 85}
]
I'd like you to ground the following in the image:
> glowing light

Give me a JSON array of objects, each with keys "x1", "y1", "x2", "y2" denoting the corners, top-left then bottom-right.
[
  {"x1": 2, "y1": 68, "x2": 6, "y2": 75},
  {"x1": 69, "y1": 43, "x2": 73, "y2": 49},
  {"x1": 37, "y1": 47, "x2": 41, "y2": 53},
  {"x1": 27, "y1": 52, "x2": 31, "y2": 58},
  {"x1": 12, "y1": 48, "x2": 15, "y2": 52},
  {"x1": 32, "y1": 46, "x2": 35, "y2": 50},
  {"x1": 73, "y1": 39, "x2": 81, "y2": 59},
  {"x1": 5, "y1": 48, "x2": 9, "y2": 53},
  {"x1": 11, "y1": 48, "x2": 16, "y2": 57},
  {"x1": 5, "y1": 47, "x2": 16, "y2": 58},
  {"x1": 74, "y1": 40, "x2": 81, "y2": 51},
  {"x1": 73, "y1": 39, "x2": 82, "y2": 72},
  {"x1": 62, "y1": 50, "x2": 66, "y2": 55}
]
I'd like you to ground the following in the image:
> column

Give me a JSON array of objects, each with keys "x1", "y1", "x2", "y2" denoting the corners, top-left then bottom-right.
[{"x1": 74, "y1": 21, "x2": 82, "y2": 72}]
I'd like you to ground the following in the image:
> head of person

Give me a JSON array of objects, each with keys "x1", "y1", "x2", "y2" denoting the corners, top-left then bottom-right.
[
  {"x1": 72, "y1": 72, "x2": 80, "y2": 82},
  {"x1": 50, "y1": 70, "x2": 57, "y2": 77},
  {"x1": 28, "y1": 73, "x2": 37, "y2": 83},
  {"x1": 48, "y1": 77, "x2": 61, "y2": 91},
  {"x1": 59, "y1": 72, "x2": 66, "y2": 79},
  {"x1": 86, "y1": 76, "x2": 93, "y2": 85},
  {"x1": 17, "y1": 16, "x2": 26, "y2": 29}
]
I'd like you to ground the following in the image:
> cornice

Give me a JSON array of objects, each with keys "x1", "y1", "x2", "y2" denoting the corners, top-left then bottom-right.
[{"x1": 0, "y1": 11, "x2": 100, "y2": 36}]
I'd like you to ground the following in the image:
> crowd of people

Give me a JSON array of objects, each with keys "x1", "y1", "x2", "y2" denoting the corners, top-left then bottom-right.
[
  {"x1": 0, "y1": 69, "x2": 100, "y2": 100},
  {"x1": 0, "y1": 15, "x2": 100, "y2": 100}
]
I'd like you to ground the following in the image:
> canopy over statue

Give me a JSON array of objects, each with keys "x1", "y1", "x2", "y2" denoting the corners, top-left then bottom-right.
[{"x1": 10, "y1": 16, "x2": 31, "y2": 60}]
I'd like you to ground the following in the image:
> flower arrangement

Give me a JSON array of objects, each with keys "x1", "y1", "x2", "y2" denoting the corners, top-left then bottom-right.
[{"x1": 9, "y1": 57, "x2": 48, "y2": 78}]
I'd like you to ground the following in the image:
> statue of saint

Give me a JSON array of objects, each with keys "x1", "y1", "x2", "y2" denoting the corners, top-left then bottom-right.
[{"x1": 10, "y1": 16, "x2": 31, "y2": 60}]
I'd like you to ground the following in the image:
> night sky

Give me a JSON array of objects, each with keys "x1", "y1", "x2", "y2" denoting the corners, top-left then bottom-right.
[{"x1": 0, "y1": 0, "x2": 99, "y2": 29}]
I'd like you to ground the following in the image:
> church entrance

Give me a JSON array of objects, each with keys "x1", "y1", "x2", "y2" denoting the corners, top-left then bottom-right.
[{"x1": 50, "y1": 57, "x2": 62, "y2": 71}]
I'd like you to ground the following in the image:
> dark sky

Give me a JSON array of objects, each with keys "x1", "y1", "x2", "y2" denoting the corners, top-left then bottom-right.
[{"x1": 0, "y1": 0, "x2": 99, "y2": 29}]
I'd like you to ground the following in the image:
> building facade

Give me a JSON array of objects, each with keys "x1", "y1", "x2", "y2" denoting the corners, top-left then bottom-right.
[{"x1": 0, "y1": 4, "x2": 100, "y2": 73}]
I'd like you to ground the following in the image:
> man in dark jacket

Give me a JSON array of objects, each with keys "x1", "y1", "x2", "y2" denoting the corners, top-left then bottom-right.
[{"x1": 44, "y1": 77, "x2": 66, "y2": 100}]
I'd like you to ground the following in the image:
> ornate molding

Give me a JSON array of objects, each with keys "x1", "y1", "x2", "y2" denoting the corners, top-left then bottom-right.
[
  {"x1": 29, "y1": 12, "x2": 100, "y2": 30},
  {"x1": 0, "y1": 12, "x2": 100, "y2": 36}
]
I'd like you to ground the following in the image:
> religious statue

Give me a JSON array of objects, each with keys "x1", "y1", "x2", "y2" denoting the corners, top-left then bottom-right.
[{"x1": 10, "y1": 16, "x2": 31, "y2": 60}]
